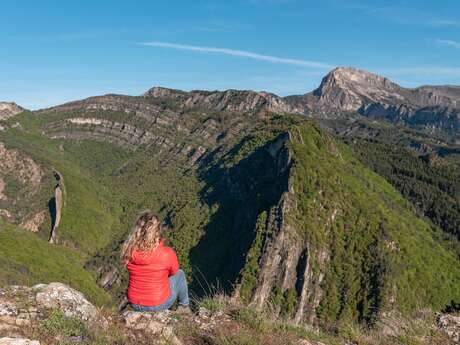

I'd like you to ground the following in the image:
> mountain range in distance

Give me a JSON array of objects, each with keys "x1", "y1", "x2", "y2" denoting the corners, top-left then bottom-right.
[{"x1": 4, "y1": 67, "x2": 460, "y2": 135}]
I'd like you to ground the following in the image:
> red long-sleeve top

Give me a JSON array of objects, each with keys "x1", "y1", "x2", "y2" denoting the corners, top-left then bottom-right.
[{"x1": 126, "y1": 240, "x2": 179, "y2": 307}]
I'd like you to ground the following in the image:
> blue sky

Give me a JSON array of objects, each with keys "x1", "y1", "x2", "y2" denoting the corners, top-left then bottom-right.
[{"x1": 1, "y1": 0, "x2": 460, "y2": 109}]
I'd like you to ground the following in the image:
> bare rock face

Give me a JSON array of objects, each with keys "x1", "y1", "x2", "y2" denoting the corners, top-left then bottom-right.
[
  {"x1": 144, "y1": 86, "x2": 297, "y2": 114},
  {"x1": 310, "y1": 67, "x2": 460, "y2": 114},
  {"x1": 19, "y1": 211, "x2": 46, "y2": 232},
  {"x1": 143, "y1": 71, "x2": 460, "y2": 132},
  {"x1": 144, "y1": 86, "x2": 187, "y2": 99},
  {"x1": 300, "y1": 67, "x2": 460, "y2": 130},
  {"x1": 0, "y1": 142, "x2": 43, "y2": 224},
  {"x1": 232, "y1": 131, "x2": 328, "y2": 325},
  {"x1": 312, "y1": 67, "x2": 406, "y2": 112},
  {"x1": 437, "y1": 314, "x2": 460, "y2": 343},
  {"x1": 0, "y1": 143, "x2": 42, "y2": 194},
  {"x1": 0, "y1": 103, "x2": 24, "y2": 121},
  {"x1": 36, "y1": 67, "x2": 460, "y2": 165}
]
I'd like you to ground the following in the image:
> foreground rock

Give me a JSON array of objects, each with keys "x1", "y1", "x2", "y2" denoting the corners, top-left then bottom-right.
[
  {"x1": 0, "y1": 102, "x2": 24, "y2": 120},
  {"x1": 437, "y1": 314, "x2": 460, "y2": 344},
  {"x1": 0, "y1": 282, "x2": 107, "y2": 335},
  {"x1": 35, "y1": 283, "x2": 106, "y2": 325},
  {"x1": 1, "y1": 282, "x2": 458, "y2": 345},
  {"x1": 123, "y1": 310, "x2": 181, "y2": 345}
]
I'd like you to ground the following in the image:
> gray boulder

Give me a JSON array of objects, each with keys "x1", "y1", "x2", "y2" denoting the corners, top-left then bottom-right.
[{"x1": 0, "y1": 283, "x2": 106, "y2": 333}]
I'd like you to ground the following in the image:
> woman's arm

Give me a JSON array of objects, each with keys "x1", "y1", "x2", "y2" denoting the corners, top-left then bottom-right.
[{"x1": 167, "y1": 248, "x2": 179, "y2": 276}]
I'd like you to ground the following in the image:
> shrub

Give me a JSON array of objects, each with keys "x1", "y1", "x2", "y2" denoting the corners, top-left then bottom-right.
[{"x1": 41, "y1": 309, "x2": 88, "y2": 337}]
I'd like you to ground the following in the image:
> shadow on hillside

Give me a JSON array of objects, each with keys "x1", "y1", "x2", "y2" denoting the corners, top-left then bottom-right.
[
  {"x1": 189, "y1": 134, "x2": 290, "y2": 297},
  {"x1": 48, "y1": 197, "x2": 57, "y2": 231}
]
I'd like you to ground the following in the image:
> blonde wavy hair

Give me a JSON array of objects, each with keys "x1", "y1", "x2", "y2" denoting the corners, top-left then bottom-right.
[{"x1": 121, "y1": 210, "x2": 162, "y2": 265}]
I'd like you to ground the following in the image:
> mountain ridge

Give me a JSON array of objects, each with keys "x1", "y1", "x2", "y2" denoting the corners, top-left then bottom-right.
[
  {"x1": 15, "y1": 66, "x2": 457, "y2": 133},
  {"x1": 0, "y1": 102, "x2": 25, "y2": 120},
  {"x1": 1, "y1": 66, "x2": 460, "y2": 329},
  {"x1": 4, "y1": 67, "x2": 460, "y2": 115}
]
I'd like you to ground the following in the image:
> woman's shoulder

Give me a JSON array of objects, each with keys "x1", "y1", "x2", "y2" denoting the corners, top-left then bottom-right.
[
  {"x1": 159, "y1": 244, "x2": 176, "y2": 254},
  {"x1": 158, "y1": 241, "x2": 177, "y2": 256}
]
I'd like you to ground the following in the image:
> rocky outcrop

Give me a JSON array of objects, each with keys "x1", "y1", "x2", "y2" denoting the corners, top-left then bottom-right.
[
  {"x1": 0, "y1": 103, "x2": 24, "y2": 121},
  {"x1": 234, "y1": 131, "x2": 327, "y2": 325},
  {"x1": 290, "y1": 67, "x2": 460, "y2": 130},
  {"x1": 144, "y1": 87, "x2": 299, "y2": 114},
  {"x1": 35, "y1": 67, "x2": 460, "y2": 164},
  {"x1": 1, "y1": 281, "x2": 457, "y2": 345},
  {"x1": 248, "y1": 135, "x2": 297, "y2": 309},
  {"x1": 0, "y1": 143, "x2": 42, "y2": 195},
  {"x1": 122, "y1": 310, "x2": 181, "y2": 345},
  {"x1": 247, "y1": 179, "x2": 327, "y2": 325},
  {"x1": 0, "y1": 283, "x2": 107, "y2": 334},
  {"x1": 313, "y1": 67, "x2": 407, "y2": 112},
  {"x1": 35, "y1": 283, "x2": 105, "y2": 325},
  {"x1": 20, "y1": 211, "x2": 46, "y2": 233},
  {"x1": 437, "y1": 314, "x2": 460, "y2": 343},
  {"x1": 305, "y1": 67, "x2": 460, "y2": 113},
  {"x1": 41, "y1": 96, "x2": 267, "y2": 166}
]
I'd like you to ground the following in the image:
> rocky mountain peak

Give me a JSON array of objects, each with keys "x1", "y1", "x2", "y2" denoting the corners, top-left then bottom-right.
[
  {"x1": 143, "y1": 86, "x2": 187, "y2": 99},
  {"x1": 311, "y1": 67, "x2": 404, "y2": 112},
  {"x1": 320, "y1": 67, "x2": 397, "y2": 89},
  {"x1": 0, "y1": 102, "x2": 24, "y2": 120}
]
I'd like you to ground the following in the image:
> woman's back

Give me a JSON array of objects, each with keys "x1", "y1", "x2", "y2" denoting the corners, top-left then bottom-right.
[{"x1": 126, "y1": 240, "x2": 179, "y2": 307}]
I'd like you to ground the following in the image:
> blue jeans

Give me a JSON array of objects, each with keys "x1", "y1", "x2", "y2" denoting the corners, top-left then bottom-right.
[{"x1": 131, "y1": 269, "x2": 189, "y2": 312}]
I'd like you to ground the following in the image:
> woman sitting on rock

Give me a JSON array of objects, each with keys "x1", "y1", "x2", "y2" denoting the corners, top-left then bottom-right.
[{"x1": 121, "y1": 211, "x2": 190, "y2": 312}]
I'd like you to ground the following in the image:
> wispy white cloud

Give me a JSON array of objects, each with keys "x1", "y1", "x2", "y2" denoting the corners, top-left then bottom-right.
[
  {"x1": 138, "y1": 41, "x2": 333, "y2": 69},
  {"x1": 430, "y1": 19, "x2": 460, "y2": 27},
  {"x1": 435, "y1": 39, "x2": 460, "y2": 49}
]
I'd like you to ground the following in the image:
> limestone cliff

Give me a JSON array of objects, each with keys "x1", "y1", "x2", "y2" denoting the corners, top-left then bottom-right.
[
  {"x1": 0, "y1": 103, "x2": 24, "y2": 121},
  {"x1": 294, "y1": 67, "x2": 460, "y2": 130},
  {"x1": 235, "y1": 124, "x2": 460, "y2": 326}
]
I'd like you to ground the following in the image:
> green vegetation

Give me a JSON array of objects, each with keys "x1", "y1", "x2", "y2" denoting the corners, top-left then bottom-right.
[
  {"x1": 1, "y1": 105, "x2": 460, "y2": 332},
  {"x1": 288, "y1": 124, "x2": 460, "y2": 324},
  {"x1": 0, "y1": 220, "x2": 110, "y2": 305},
  {"x1": 348, "y1": 139, "x2": 460, "y2": 240},
  {"x1": 41, "y1": 309, "x2": 89, "y2": 338},
  {"x1": 238, "y1": 211, "x2": 268, "y2": 301},
  {"x1": 1, "y1": 126, "x2": 125, "y2": 254},
  {"x1": 271, "y1": 287, "x2": 298, "y2": 318}
]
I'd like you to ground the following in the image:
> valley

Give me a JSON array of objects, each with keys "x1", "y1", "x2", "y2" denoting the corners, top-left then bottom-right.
[{"x1": 0, "y1": 67, "x2": 459, "y2": 332}]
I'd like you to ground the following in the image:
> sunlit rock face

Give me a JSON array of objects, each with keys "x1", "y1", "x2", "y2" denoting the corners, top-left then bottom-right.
[
  {"x1": 281, "y1": 67, "x2": 460, "y2": 130},
  {"x1": 0, "y1": 103, "x2": 24, "y2": 120}
]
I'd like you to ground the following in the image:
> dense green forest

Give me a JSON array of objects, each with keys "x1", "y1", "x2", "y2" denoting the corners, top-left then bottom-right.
[
  {"x1": 1, "y1": 106, "x2": 460, "y2": 327},
  {"x1": 347, "y1": 138, "x2": 460, "y2": 250}
]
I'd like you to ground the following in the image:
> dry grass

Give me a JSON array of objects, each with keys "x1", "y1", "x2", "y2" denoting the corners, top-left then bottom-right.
[{"x1": 13, "y1": 296, "x2": 456, "y2": 345}]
